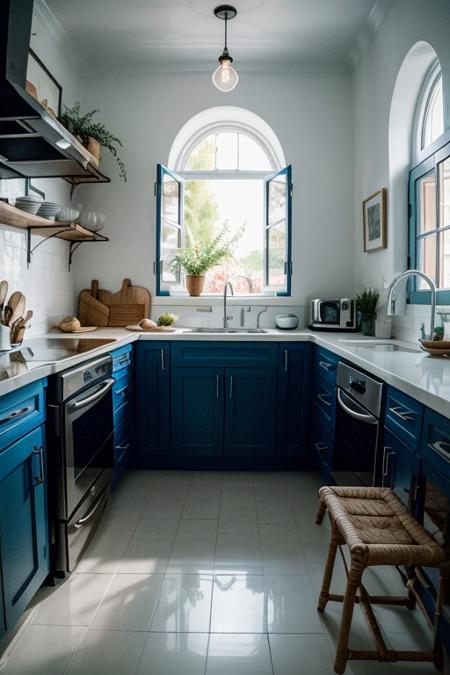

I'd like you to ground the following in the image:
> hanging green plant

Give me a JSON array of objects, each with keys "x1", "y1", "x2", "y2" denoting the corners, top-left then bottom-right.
[{"x1": 59, "y1": 101, "x2": 127, "y2": 181}]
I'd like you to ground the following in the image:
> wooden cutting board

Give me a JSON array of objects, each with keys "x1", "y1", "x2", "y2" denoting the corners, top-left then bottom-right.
[
  {"x1": 126, "y1": 324, "x2": 176, "y2": 332},
  {"x1": 109, "y1": 305, "x2": 145, "y2": 327},
  {"x1": 98, "y1": 279, "x2": 151, "y2": 318},
  {"x1": 79, "y1": 290, "x2": 110, "y2": 327}
]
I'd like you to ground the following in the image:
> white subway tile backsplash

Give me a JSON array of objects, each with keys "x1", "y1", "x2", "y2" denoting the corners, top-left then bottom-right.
[{"x1": 0, "y1": 224, "x2": 75, "y2": 336}]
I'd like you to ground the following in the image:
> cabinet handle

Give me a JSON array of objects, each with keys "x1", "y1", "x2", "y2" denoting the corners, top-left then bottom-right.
[
  {"x1": 428, "y1": 441, "x2": 450, "y2": 463},
  {"x1": 388, "y1": 406, "x2": 415, "y2": 423},
  {"x1": 161, "y1": 348, "x2": 165, "y2": 371},
  {"x1": 382, "y1": 446, "x2": 394, "y2": 478},
  {"x1": 116, "y1": 441, "x2": 131, "y2": 451},
  {"x1": 317, "y1": 393, "x2": 332, "y2": 407},
  {"x1": 216, "y1": 374, "x2": 220, "y2": 399},
  {"x1": 33, "y1": 446, "x2": 45, "y2": 486},
  {"x1": 0, "y1": 404, "x2": 33, "y2": 425},
  {"x1": 116, "y1": 385, "x2": 129, "y2": 397},
  {"x1": 284, "y1": 350, "x2": 288, "y2": 372},
  {"x1": 229, "y1": 375, "x2": 233, "y2": 399},
  {"x1": 315, "y1": 442, "x2": 328, "y2": 451},
  {"x1": 319, "y1": 360, "x2": 334, "y2": 371}
]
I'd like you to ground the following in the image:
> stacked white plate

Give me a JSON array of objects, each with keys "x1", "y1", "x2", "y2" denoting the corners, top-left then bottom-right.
[
  {"x1": 15, "y1": 195, "x2": 43, "y2": 215},
  {"x1": 37, "y1": 201, "x2": 61, "y2": 220}
]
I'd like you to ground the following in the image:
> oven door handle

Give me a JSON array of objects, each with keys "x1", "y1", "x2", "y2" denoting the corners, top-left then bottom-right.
[
  {"x1": 336, "y1": 389, "x2": 378, "y2": 425},
  {"x1": 68, "y1": 379, "x2": 114, "y2": 412},
  {"x1": 73, "y1": 492, "x2": 109, "y2": 529}
]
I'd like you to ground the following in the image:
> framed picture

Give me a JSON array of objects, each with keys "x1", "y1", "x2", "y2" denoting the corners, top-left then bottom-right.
[
  {"x1": 363, "y1": 188, "x2": 387, "y2": 253},
  {"x1": 26, "y1": 50, "x2": 62, "y2": 118}
]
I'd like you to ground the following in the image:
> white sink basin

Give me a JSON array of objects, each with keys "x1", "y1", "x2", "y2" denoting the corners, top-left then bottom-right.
[{"x1": 338, "y1": 339, "x2": 420, "y2": 353}]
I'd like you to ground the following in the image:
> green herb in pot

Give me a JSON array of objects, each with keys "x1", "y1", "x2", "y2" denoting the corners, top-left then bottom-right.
[{"x1": 157, "y1": 313, "x2": 178, "y2": 327}]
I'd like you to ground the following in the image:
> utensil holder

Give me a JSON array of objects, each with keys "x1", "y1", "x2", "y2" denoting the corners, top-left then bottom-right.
[{"x1": 0, "y1": 324, "x2": 11, "y2": 351}]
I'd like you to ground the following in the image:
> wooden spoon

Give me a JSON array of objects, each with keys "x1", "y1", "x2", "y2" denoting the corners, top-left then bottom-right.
[
  {"x1": 0, "y1": 280, "x2": 8, "y2": 312},
  {"x1": 3, "y1": 305, "x2": 13, "y2": 326},
  {"x1": 23, "y1": 309, "x2": 33, "y2": 325},
  {"x1": 7, "y1": 291, "x2": 26, "y2": 325}
]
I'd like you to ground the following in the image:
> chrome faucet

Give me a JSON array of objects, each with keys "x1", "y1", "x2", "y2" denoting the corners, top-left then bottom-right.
[
  {"x1": 386, "y1": 269, "x2": 436, "y2": 338},
  {"x1": 223, "y1": 282, "x2": 234, "y2": 329}
]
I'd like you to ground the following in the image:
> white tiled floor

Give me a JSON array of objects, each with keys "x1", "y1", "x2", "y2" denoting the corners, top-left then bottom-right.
[{"x1": 0, "y1": 470, "x2": 436, "y2": 675}]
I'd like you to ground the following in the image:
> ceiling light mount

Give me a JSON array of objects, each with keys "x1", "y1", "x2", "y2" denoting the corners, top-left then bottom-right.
[{"x1": 212, "y1": 5, "x2": 239, "y2": 93}]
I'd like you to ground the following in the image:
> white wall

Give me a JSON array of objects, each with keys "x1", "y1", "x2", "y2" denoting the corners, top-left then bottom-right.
[
  {"x1": 0, "y1": 2, "x2": 82, "y2": 336},
  {"x1": 74, "y1": 70, "x2": 355, "y2": 325},
  {"x1": 352, "y1": 0, "x2": 450, "y2": 340}
]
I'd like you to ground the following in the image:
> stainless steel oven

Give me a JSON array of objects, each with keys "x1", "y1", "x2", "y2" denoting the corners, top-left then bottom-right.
[
  {"x1": 47, "y1": 355, "x2": 114, "y2": 575},
  {"x1": 333, "y1": 362, "x2": 384, "y2": 486}
]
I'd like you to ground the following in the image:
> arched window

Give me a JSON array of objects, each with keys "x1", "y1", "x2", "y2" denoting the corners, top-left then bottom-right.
[
  {"x1": 409, "y1": 62, "x2": 450, "y2": 302},
  {"x1": 156, "y1": 108, "x2": 291, "y2": 297}
]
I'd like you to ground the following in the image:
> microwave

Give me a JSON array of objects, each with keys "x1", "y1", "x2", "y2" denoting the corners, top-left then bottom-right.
[{"x1": 309, "y1": 298, "x2": 357, "y2": 331}]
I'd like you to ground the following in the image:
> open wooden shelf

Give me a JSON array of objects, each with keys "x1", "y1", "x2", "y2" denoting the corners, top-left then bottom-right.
[{"x1": 0, "y1": 201, "x2": 108, "y2": 268}]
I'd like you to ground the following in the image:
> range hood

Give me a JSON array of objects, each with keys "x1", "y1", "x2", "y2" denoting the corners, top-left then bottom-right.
[{"x1": 0, "y1": 0, "x2": 109, "y2": 185}]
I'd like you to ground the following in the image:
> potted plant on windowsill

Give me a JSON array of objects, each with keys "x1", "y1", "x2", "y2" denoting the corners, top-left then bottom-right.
[
  {"x1": 59, "y1": 101, "x2": 127, "y2": 181},
  {"x1": 356, "y1": 288, "x2": 379, "y2": 336},
  {"x1": 171, "y1": 225, "x2": 244, "y2": 296}
]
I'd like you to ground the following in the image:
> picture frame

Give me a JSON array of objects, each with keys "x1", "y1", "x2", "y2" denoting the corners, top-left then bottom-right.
[
  {"x1": 26, "y1": 50, "x2": 62, "y2": 118},
  {"x1": 363, "y1": 188, "x2": 387, "y2": 253}
]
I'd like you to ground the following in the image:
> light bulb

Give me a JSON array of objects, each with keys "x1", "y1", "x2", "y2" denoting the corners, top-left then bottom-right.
[{"x1": 212, "y1": 58, "x2": 239, "y2": 92}]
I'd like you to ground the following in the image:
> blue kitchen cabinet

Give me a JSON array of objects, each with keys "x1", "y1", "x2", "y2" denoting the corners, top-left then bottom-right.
[
  {"x1": 277, "y1": 344, "x2": 312, "y2": 461},
  {"x1": 224, "y1": 367, "x2": 277, "y2": 457},
  {"x1": 311, "y1": 346, "x2": 339, "y2": 478},
  {"x1": 382, "y1": 427, "x2": 416, "y2": 506},
  {"x1": 135, "y1": 342, "x2": 171, "y2": 465},
  {"x1": 111, "y1": 344, "x2": 135, "y2": 487},
  {"x1": 0, "y1": 424, "x2": 49, "y2": 632},
  {"x1": 172, "y1": 367, "x2": 224, "y2": 456}
]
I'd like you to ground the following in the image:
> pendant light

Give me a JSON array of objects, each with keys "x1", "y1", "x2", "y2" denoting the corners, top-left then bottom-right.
[{"x1": 212, "y1": 5, "x2": 238, "y2": 92}]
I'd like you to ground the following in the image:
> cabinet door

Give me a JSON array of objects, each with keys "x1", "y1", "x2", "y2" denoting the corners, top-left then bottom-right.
[
  {"x1": 277, "y1": 344, "x2": 312, "y2": 459},
  {"x1": 382, "y1": 428, "x2": 415, "y2": 506},
  {"x1": 0, "y1": 426, "x2": 49, "y2": 632},
  {"x1": 224, "y1": 368, "x2": 277, "y2": 457},
  {"x1": 135, "y1": 343, "x2": 170, "y2": 463},
  {"x1": 172, "y1": 368, "x2": 224, "y2": 456}
]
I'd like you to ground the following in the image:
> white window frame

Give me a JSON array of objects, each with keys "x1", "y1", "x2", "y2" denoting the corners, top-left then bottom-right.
[{"x1": 412, "y1": 60, "x2": 445, "y2": 166}]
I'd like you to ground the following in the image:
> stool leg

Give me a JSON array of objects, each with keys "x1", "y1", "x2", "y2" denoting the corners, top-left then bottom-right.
[
  {"x1": 433, "y1": 562, "x2": 450, "y2": 671},
  {"x1": 316, "y1": 499, "x2": 327, "y2": 525},
  {"x1": 334, "y1": 556, "x2": 365, "y2": 675},
  {"x1": 318, "y1": 524, "x2": 340, "y2": 612}
]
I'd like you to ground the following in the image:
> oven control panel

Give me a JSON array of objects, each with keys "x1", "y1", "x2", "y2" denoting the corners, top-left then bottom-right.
[
  {"x1": 57, "y1": 355, "x2": 113, "y2": 402},
  {"x1": 83, "y1": 363, "x2": 109, "y2": 384}
]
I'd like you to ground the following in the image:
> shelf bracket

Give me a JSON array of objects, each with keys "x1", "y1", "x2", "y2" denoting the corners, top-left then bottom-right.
[
  {"x1": 27, "y1": 226, "x2": 73, "y2": 268},
  {"x1": 68, "y1": 241, "x2": 83, "y2": 270}
]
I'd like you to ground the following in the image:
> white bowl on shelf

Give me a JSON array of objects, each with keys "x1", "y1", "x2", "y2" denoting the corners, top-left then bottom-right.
[{"x1": 56, "y1": 207, "x2": 80, "y2": 223}]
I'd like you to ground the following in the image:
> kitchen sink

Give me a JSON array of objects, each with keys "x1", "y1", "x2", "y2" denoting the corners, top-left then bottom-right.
[
  {"x1": 187, "y1": 327, "x2": 267, "y2": 334},
  {"x1": 338, "y1": 339, "x2": 420, "y2": 353}
]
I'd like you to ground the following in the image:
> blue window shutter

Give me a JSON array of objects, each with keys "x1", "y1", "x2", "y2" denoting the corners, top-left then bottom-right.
[
  {"x1": 156, "y1": 164, "x2": 184, "y2": 296},
  {"x1": 264, "y1": 165, "x2": 292, "y2": 296}
]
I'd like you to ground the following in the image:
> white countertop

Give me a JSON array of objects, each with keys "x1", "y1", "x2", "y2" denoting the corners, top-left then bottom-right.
[{"x1": 1, "y1": 327, "x2": 449, "y2": 419}]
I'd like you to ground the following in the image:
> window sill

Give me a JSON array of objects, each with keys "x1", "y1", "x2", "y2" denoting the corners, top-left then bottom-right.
[{"x1": 153, "y1": 295, "x2": 297, "y2": 306}]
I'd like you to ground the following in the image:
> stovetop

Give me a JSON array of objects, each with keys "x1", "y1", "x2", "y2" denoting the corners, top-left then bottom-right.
[{"x1": 0, "y1": 338, "x2": 116, "y2": 382}]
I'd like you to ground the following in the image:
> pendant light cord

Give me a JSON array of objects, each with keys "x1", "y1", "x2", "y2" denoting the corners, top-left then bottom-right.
[{"x1": 224, "y1": 13, "x2": 228, "y2": 51}]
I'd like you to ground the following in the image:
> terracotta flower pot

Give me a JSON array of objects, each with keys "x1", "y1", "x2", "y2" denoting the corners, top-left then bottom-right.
[
  {"x1": 185, "y1": 274, "x2": 205, "y2": 297},
  {"x1": 81, "y1": 137, "x2": 101, "y2": 164}
]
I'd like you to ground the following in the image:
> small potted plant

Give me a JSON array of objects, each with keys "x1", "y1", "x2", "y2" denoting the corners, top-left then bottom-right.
[
  {"x1": 59, "y1": 101, "x2": 126, "y2": 181},
  {"x1": 356, "y1": 288, "x2": 379, "y2": 336},
  {"x1": 171, "y1": 225, "x2": 244, "y2": 296}
]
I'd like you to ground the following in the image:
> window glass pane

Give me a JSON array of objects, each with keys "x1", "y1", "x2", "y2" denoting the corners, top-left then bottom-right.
[
  {"x1": 185, "y1": 135, "x2": 215, "y2": 170},
  {"x1": 161, "y1": 222, "x2": 181, "y2": 283},
  {"x1": 417, "y1": 171, "x2": 437, "y2": 234},
  {"x1": 439, "y1": 229, "x2": 450, "y2": 289},
  {"x1": 162, "y1": 174, "x2": 179, "y2": 224},
  {"x1": 423, "y1": 74, "x2": 444, "y2": 149},
  {"x1": 268, "y1": 173, "x2": 287, "y2": 225},
  {"x1": 267, "y1": 221, "x2": 287, "y2": 290},
  {"x1": 439, "y1": 158, "x2": 450, "y2": 230},
  {"x1": 238, "y1": 133, "x2": 272, "y2": 171},
  {"x1": 216, "y1": 132, "x2": 238, "y2": 170},
  {"x1": 417, "y1": 235, "x2": 436, "y2": 288}
]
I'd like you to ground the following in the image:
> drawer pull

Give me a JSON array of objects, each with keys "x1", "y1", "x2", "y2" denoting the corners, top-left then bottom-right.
[
  {"x1": 284, "y1": 350, "x2": 288, "y2": 372},
  {"x1": 0, "y1": 404, "x2": 33, "y2": 425},
  {"x1": 161, "y1": 348, "x2": 165, "y2": 371},
  {"x1": 116, "y1": 385, "x2": 129, "y2": 397},
  {"x1": 33, "y1": 446, "x2": 45, "y2": 486},
  {"x1": 315, "y1": 442, "x2": 328, "y2": 451},
  {"x1": 74, "y1": 493, "x2": 108, "y2": 529},
  {"x1": 388, "y1": 406, "x2": 415, "y2": 423},
  {"x1": 216, "y1": 374, "x2": 220, "y2": 399},
  {"x1": 229, "y1": 375, "x2": 233, "y2": 399},
  {"x1": 319, "y1": 360, "x2": 334, "y2": 371},
  {"x1": 382, "y1": 446, "x2": 394, "y2": 478},
  {"x1": 116, "y1": 441, "x2": 131, "y2": 451},
  {"x1": 317, "y1": 393, "x2": 332, "y2": 407},
  {"x1": 428, "y1": 441, "x2": 450, "y2": 463}
]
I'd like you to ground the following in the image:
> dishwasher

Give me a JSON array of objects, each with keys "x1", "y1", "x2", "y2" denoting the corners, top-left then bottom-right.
[{"x1": 333, "y1": 362, "x2": 384, "y2": 487}]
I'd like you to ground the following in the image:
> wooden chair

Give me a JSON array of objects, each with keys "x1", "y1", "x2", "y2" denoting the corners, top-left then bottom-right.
[{"x1": 316, "y1": 485, "x2": 449, "y2": 674}]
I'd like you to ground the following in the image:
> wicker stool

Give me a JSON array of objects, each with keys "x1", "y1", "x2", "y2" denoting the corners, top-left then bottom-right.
[{"x1": 316, "y1": 485, "x2": 450, "y2": 674}]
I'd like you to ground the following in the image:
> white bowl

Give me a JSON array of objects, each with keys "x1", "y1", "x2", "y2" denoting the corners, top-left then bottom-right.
[{"x1": 275, "y1": 313, "x2": 299, "y2": 330}]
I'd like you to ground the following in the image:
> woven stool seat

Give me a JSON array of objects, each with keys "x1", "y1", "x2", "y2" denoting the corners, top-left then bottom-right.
[{"x1": 316, "y1": 485, "x2": 449, "y2": 674}]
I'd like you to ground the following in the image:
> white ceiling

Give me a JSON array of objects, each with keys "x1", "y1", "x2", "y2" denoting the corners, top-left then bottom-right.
[{"x1": 44, "y1": 0, "x2": 378, "y2": 72}]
